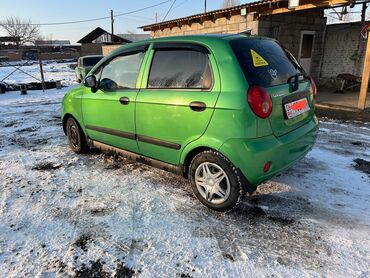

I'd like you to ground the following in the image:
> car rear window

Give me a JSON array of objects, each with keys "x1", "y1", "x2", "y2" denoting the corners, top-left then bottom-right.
[
  {"x1": 83, "y1": 56, "x2": 103, "y2": 67},
  {"x1": 230, "y1": 38, "x2": 303, "y2": 87}
]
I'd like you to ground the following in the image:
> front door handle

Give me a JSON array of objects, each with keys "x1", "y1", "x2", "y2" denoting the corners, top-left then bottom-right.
[
  {"x1": 119, "y1": 97, "x2": 130, "y2": 105},
  {"x1": 189, "y1": 101, "x2": 206, "y2": 112}
]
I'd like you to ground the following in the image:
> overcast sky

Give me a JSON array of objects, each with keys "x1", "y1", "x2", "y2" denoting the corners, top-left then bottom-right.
[{"x1": 0, "y1": 0, "x2": 229, "y2": 43}]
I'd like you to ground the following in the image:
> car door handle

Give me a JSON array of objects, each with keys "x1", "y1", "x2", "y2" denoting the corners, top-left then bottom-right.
[
  {"x1": 189, "y1": 101, "x2": 206, "y2": 112},
  {"x1": 119, "y1": 97, "x2": 130, "y2": 105}
]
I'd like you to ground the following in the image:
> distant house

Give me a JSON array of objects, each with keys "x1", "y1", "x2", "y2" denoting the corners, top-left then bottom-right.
[
  {"x1": 117, "y1": 33, "x2": 150, "y2": 42},
  {"x1": 77, "y1": 27, "x2": 131, "y2": 56}
]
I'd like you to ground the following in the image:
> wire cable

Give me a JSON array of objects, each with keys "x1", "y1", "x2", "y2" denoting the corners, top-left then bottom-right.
[
  {"x1": 162, "y1": 0, "x2": 177, "y2": 22},
  {"x1": 0, "y1": 0, "x2": 172, "y2": 26}
]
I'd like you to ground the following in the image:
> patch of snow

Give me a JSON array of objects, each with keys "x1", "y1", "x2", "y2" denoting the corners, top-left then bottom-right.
[
  {"x1": 0, "y1": 68, "x2": 369, "y2": 276},
  {"x1": 0, "y1": 61, "x2": 76, "y2": 86}
]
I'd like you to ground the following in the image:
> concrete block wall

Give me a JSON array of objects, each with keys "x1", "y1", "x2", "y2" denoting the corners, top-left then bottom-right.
[
  {"x1": 148, "y1": 10, "x2": 326, "y2": 81},
  {"x1": 102, "y1": 44, "x2": 122, "y2": 55},
  {"x1": 0, "y1": 50, "x2": 22, "y2": 61},
  {"x1": 150, "y1": 14, "x2": 259, "y2": 38},
  {"x1": 321, "y1": 22, "x2": 367, "y2": 78},
  {"x1": 40, "y1": 52, "x2": 79, "y2": 60},
  {"x1": 81, "y1": 43, "x2": 103, "y2": 56},
  {"x1": 258, "y1": 10, "x2": 327, "y2": 81}
]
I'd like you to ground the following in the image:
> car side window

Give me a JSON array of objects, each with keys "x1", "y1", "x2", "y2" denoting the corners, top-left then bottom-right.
[
  {"x1": 148, "y1": 49, "x2": 212, "y2": 89},
  {"x1": 99, "y1": 52, "x2": 145, "y2": 91}
]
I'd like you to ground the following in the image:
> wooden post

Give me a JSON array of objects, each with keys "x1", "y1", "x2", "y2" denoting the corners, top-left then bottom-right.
[
  {"x1": 20, "y1": 84, "x2": 27, "y2": 95},
  {"x1": 38, "y1": 49, "x2": 46, "y2": 92},
  {"x1": 358, "y1": 28, "x2": 370, "y2": 110}
]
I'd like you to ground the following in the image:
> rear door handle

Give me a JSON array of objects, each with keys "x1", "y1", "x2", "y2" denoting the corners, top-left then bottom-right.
[
  {"x1": 119, "y1": 97, "x2": 130, "y2": 105},
  {"x1": 189, "y1": 101, "x2": 206, "y2": 112}
]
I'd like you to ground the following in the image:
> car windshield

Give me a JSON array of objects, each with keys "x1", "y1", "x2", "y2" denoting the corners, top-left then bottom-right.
[
  {"x1": 230, "y1": 38, "x2": 303, "y2": 87},
  {"x1": 83, "y1": 56, "x2": 103, "y2": 67}
]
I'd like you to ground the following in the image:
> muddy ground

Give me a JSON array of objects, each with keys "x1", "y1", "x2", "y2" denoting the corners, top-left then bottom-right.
[{"x1": 0, "y1": 91, "x2": 369, "y2": 277}]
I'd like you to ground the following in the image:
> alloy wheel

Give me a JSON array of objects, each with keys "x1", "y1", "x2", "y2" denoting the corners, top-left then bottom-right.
[{"x1": 194, "y1": 162, "x2": 231, "y2": 205}]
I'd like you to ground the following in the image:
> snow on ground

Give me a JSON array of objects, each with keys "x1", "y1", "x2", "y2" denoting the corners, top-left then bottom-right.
[
  {"x1": 0, "y1": 63, "x2": 370, "y2": 277},
  {"x1": 0, "y1": 60, "x2": 76, "y2": 86}
]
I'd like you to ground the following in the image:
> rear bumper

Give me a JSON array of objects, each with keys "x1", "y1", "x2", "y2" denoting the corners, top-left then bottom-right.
[{"x1": 219, "y1": 116, "x2": 319, "y2": 187}]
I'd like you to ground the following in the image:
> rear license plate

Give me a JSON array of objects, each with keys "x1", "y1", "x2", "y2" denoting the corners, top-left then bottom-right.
[{"x1": 284, "y1": 98, "x2": 310, "y2": 119}]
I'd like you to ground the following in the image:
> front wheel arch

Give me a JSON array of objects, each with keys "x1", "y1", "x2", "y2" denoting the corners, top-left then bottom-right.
[{"x1": 62, "y1": 114, "x2": 83, "y2": 136}]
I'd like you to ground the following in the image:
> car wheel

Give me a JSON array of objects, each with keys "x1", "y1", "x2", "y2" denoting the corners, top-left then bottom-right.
[
  {"x1": 66, "y1": 117, "x2": 88, "y2": 153},
  {"x1": 189, "y1": 150, "x2": 245, "y2": 212}
]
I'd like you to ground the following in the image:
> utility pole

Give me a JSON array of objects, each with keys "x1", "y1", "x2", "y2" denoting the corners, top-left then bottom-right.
[
  {"x1": 111, "y1": 9, "x2": 114, "y2": 42},
  {"x1": 204, "y1": 0, "x2": 207, "y2": 13},
  {"x1": 155, "y1": 12, "x2": 158, "y2": 23}
]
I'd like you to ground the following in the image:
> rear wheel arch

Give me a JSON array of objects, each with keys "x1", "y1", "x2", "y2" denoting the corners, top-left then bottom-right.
[
  {"x1": 183, "y1": 145, "x2": 256, "y2": 195},
  {"x1": 182, "y1": 146, "x2": 221, "y2": 178}
]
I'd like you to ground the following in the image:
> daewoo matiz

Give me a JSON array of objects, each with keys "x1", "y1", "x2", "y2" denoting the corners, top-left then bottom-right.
[{"x1": 62, "y1": 34, "x2": 318, "y2": 211}]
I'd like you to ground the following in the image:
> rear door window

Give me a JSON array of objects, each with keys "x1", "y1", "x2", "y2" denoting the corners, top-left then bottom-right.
[
  {"x1": 230, "y1": 38, "x2": 303, "y2": 87},
  {"x1": 148, "y1": 50, "x2": 212, "y2": 89}
]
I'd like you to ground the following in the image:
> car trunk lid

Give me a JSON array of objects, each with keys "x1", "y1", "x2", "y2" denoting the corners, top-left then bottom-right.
[
  {"x1": 230, "y1": 37, "x2": 315, "y2": 137},
  {"x1": 266, "y1": 80, "x2": 315, "y2": 137}
]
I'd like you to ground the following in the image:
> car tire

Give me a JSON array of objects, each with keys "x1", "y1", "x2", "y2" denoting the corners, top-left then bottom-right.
[
  {"x1": 189, "y1": 150, "x2": 245, "y2": 212},
  {"x1": 66, "y1": 117, "x2": 88, "y2": 153}
]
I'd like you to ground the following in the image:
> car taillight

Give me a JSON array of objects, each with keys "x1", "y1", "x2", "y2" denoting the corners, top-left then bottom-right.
[
  {"x1": 309, "y1": 77, "x2": 317, "y2": 99},
  {"x1": 247, "y1": 86, "x2": 273, "y2": 119}
]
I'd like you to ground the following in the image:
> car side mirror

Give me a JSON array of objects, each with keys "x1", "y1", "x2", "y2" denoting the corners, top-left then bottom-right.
[{"x1": 83, "y1": 75, "x2": 98, "y2": 93}]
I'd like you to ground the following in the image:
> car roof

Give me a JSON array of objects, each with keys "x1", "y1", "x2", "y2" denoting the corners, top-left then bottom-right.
[
  {"x1": 138, "y1": 34, "x2": 266, "y2": 44},
  {"x1": 82, "y1": 55, "x2": 104, "y2": 59},
  {"x1": 107, "y1": 34, "x2": 268, "y2": 57}
]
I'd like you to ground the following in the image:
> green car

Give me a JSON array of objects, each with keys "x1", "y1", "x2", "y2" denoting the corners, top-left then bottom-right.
[
  {"x1": 75, "y1": 55, "x2": 104, "y2": 83},
  {"x1": 62, "y1": 35, "x2": 318, "y2": 212}
]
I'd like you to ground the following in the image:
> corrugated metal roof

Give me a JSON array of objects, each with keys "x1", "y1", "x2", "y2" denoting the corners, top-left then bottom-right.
[{"x1": 139, "y1": 0, "x2": 282, "y2": 30}]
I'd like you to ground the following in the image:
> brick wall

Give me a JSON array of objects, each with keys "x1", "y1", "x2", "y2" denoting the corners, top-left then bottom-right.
[
  {"x1": 102, "y1": 44, "x2": 122, "y2": 55},
  {"x1": 321, "y1": 22, "x2": 368, "y2": 78},
  {"x1": 150, "y1": 13, "x2": 259, "y2": 38}
]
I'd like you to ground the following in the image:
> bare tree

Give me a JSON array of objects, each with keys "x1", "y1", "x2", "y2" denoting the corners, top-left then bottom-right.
[
  {"x1": 221, "y1": 0, "x2": 240, "y2": 9},
  {"x1": 0, "y1": 17, "x2": 40, "y2": 46}
]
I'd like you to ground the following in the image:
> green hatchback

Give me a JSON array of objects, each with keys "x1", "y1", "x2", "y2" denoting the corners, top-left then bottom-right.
[{"x1": 62, "y1": 34, "x2": 318, "y2": 212}]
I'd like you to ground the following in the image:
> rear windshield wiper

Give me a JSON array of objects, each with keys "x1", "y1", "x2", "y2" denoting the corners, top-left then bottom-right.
[
  {"x1": 284, "y1": 48, "x2": 305, "y2": 73},
  {"x1": 287, "y1": 73, "x2": 304, "y2": 91}
]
